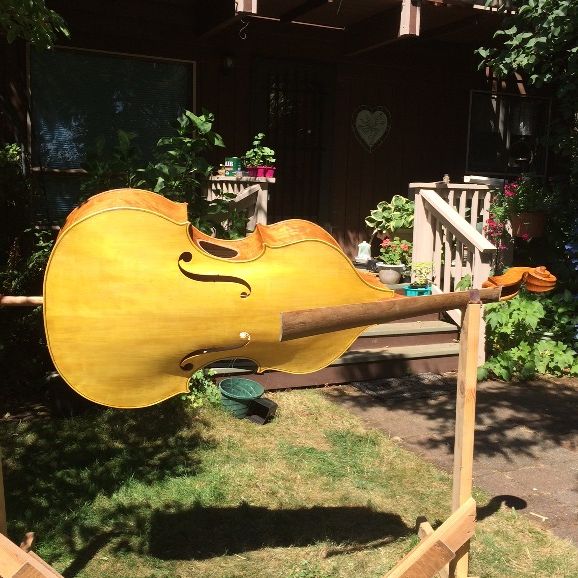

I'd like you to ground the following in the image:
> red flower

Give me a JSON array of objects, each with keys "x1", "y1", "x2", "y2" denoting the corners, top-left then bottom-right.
[
  {"x1": 381, "y1": 238, "x2": 391, "y2": 247},
  {"x1": 520, "y1": 232, "x2": 530, "y2": 241}
]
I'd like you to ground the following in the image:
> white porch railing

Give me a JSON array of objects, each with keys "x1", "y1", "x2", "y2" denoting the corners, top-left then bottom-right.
[
  {"x1": 205, "y1": 175, "x2": 274, "y2": 231},
  {"x1": 409, "y1": 181, "x2": 497, "y2": 361}
]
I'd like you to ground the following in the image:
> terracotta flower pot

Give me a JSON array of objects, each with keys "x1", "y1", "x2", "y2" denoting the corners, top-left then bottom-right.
[{"x1": 510, "y1": 212, "x2": 545, "y2": 239}]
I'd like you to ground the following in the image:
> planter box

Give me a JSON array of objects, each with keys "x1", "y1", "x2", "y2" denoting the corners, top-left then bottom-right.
[
  {"x1": 246, "y1": 166, "x2": 276, "y2": 178},
  {"x1": 404, "y1": 286, "x2": 432, "y2": 296},
  {"x1": 510, "y1": 212, "x2": 545, "y2": 238}
]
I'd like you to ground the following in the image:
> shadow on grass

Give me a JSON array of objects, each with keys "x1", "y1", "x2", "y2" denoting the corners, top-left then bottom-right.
[
  {"x1": 328, "y1": 376, "x2": 578, "y2": 461},
  {"x1": 0, "y1": 398, "x2": 212, "y2": 543},
  {"x1": 53, "y1": 502, "x2": 411, "y2": 576},
  {"x1": 146, "y1": 503, "x2": 412, "y2": 560},
  {"x1": 476, "y1": 495, "x2": 528, "y2": 521}
]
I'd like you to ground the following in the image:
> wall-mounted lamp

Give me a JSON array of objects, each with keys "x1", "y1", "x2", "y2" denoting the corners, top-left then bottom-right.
[{"x1": 222, "y1": 54, "x2": 235, "y2": 75}]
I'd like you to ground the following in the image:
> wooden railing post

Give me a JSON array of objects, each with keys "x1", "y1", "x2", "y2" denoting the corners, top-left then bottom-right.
[
  {"x1": 205, "y1": 176, "x2": 273, "y2": 232},
  {"x1": 409, "y1": 181, "x2": 496, "y2": 357},
  {"x1": 0, "y1": 449, "x2": 6, "y2": 536},
  {"x1": 473, "y1": 252, "x2": 493, "y2": 366},
  {"x1": 411, "y1": 189, "x2": 435, "y2": 275}
]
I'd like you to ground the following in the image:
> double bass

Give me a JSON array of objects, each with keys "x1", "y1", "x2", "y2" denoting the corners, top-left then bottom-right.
[{"x1": 38, "y1": 189, "x2": 550, "y2": 408}]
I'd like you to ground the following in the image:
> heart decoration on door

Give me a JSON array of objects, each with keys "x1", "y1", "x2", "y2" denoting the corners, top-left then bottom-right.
[{"x1": 352, "y1": 106, "x2": 391, "y2": 153}]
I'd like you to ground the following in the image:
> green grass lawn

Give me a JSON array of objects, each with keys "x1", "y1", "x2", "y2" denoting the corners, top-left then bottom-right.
[{"x1": 1, "y1": 388, "x2": 577, "y2": 578}]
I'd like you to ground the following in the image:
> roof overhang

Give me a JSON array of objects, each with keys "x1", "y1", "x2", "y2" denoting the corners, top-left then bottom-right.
[{"x1": 195, "y1": 0, "x2": 507, "y2": 49}]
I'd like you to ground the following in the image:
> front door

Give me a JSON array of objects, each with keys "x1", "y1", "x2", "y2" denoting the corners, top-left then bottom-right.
[{"x1": 252, "y1": 59, "x2": 334, "y2": 226}]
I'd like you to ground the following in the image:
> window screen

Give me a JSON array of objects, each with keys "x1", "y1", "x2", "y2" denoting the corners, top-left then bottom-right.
[
  {"x1": 466, "y1": 91, "x2": 550, "y2": 177},
  {"x1": 31, "y1": 49, "x2": 192, "y2": 169}
]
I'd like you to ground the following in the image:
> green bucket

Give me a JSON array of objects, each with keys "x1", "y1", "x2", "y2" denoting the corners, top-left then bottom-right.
[{"x1": 219, "y1": 377, "x2": 264, "y2": 419}]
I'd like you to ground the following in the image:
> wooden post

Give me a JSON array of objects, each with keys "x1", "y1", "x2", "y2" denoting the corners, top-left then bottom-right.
[
  {"x1": 450, "y1": 295, "x2": 481, "y2": 578},
  {"x1": 0, "y1": 449, "x2": 6, "y2": 536},
  {"x1": 411, "y1": 190, "x2": 435, "y2": 276}
]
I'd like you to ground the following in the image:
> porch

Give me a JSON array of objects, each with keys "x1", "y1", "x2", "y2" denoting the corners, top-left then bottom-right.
[{"x1": 212, "y1": 177, "x2": 497, "y2": 387}]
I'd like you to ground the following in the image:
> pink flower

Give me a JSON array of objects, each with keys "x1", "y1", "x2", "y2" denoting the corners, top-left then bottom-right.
[
  {"x1": 401, "y1": 244, "x2": 409, "y2": 251},
  {"x1": 504, "y1": 182, "x2": 518, "y2": 197},
  {"x1": 520, "y1": 233, "x2": 530, "y2": 241},
  {"x1": 381, "y1": 237, "x2": 391, "y2": 247}
]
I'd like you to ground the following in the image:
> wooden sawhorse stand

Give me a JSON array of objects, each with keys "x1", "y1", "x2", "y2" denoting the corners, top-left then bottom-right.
[
  {"x1": 0, "y1": 295, "x2": 482, "y2": 578},
  {"x1": 385, "y1": 296, "x2": 482, "y2": 578}
]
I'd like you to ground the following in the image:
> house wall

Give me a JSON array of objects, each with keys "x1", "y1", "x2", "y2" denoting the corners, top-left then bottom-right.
[
  {"x1": 191, "y1": 23, "x2": 487, "y2": 254},
  {"x1": 0, "y1": 2, "x2": 489, "y2": 255}
]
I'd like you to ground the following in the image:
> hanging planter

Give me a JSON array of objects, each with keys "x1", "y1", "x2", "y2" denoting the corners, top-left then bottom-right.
[{"x1": 510, "y1": 211, "x2": 545, "y2": 239}]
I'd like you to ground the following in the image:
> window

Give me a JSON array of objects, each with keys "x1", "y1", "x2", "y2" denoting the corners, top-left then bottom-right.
[
  {"x1": 466, "y1": 91, "x2": 551, "y2": 177},
  {"x1": 30, "y1": 48, "x2": 194, "y2": 220}
]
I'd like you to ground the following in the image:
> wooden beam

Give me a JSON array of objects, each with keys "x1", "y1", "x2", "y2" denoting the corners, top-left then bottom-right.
[
  {"x1": 344, "y1": 6, "x2": 404, "y2": 56},
  {"x1": 279, "y1": 0, "x2": 333, "y2": 23},
  {"x1": 0, "y1": 296, "x2": 44, "y2": 307},
  {"x1": 385, "y1": 498, "x2": 476, "y2": 577},
  {"x1": 400, "y1": 0, "x2": 421, "y2": 36},
  {"x1": 450, "y1": 298, "x2": 481, "y2": 577},
  {"x1": 0, "y1": 533, "x2": 63, "y2": 577},
  {"x1": 420, "y1": 13, "x2": 480, "y2": 39},
  {"x1": 236, "y1": 0, "x2": 258, "y2": 13},
  {"x1": 418, "y1": 521, "x2": 450, "y2": 578},
  {"x1": 195, "y1": 0, "x2": 258, "y2": 40}
]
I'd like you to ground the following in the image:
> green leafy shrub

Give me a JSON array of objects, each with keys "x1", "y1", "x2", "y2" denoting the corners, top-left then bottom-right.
[
  {"x1": 1, "y1": 144, "x2": 55, "y2": 386},
  {"x1": 81, "y1": 129, "x2": 145, "y2": 196},
  {"x1": 243, "y1": 132, "x2": 276, "y2": 167},
  {"x1": 82, "y1": 110, "x2": 248, "y2": 239},
  {"x1": 180, "y1": 369, "x2": 221, "y2": 409},
  {"x1": 479, "y1": 289, "x2": 578, "y2": 381},
  {"x1": 0, "y1": 0, "x2": 68, "y2": 48},
  {"x1": 365, "y1": 195, "x2": 414, "y2": 240}
]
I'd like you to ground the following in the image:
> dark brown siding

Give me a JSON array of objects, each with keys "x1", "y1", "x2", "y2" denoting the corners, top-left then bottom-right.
[{"x1": 2, "y1": 2, "x2": 488, "y2": 255}]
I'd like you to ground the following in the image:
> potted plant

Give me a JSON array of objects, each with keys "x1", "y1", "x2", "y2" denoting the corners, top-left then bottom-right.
[
  {"x1": 376, "y1": 237, "x2": 412, "y2": 285},
  {"x1": 243, "y1": 132, "x2": 276, "y2": 178},
  {"x1": 405, "y1": 261, "x2": 433, "y2": 296},
  {"x1": 365, "y1": 194, "x2": 415, "y2": 241},
  {"x1": 506, "y1": 176, "x2": 548, "y2": 239},
  {"x1": 486, "y1": 176, "x2": 549, "y2": 243}
]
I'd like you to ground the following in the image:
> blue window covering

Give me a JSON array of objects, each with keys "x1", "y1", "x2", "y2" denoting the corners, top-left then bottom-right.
[
  {"x1": 31, "y1": 49, "x2": 192, "y2": 169},
  {"x1": 29, "y1": 49, "x2": 192, "y2": 222}
]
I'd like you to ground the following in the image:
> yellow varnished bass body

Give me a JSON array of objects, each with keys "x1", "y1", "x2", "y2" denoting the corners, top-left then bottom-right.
[{"x1": 44, "y1": 189, "x2": 394, "y2": 408}]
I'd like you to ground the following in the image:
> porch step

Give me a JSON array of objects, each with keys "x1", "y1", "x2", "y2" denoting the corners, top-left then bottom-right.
[
  {"x1": 210, "y1": 317, "x2": 461, "y2": 390},
  {"x1": 353, "y1": 320, "x2": 458, "y2": 348}
]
